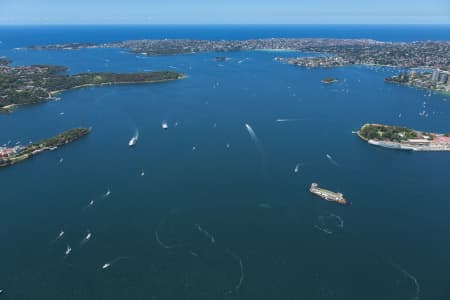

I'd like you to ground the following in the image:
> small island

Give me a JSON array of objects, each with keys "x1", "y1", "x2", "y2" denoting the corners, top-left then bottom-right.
[
  {"x1": 215, "y1": 56, "x2": 228, "y2": 62},
  {"x1": 357, "y1": 123, "x2": 450, "y2": 151},
  {"x1": 0, "y1": 128, "x2": 90, "y2": 167},
  {"x1": 0, "y1": 58, "x2": 184, "y2": 113},
  {"x1": 321, "y1": 77, "x2": 338, "y2": 84}
]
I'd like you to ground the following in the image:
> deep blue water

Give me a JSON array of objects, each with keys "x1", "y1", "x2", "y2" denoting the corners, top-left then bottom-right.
[{"x1": 0, "y1": 26, "x2": 450, "y2": 300}]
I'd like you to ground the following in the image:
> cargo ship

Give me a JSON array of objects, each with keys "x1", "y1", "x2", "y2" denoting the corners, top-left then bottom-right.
[{"x1": 309, "y1": 183, "x2": 347, "y2": 205}]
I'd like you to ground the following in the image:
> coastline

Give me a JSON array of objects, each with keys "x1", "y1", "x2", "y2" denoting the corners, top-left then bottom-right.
[
  {"x1": 0, "y1": 128, "x2": 91, "y2": 168},
  {"x1": 385, "y1": 80, "x2": 450, "y2": 96},
  {"x1": 49, "y1": 75, "x2": 187, "y2": 96},
  {"x1": 1, "y1": 75, "x2": 186, "y2": 113},
  {"x1": 254, "y1": 48, "x2": 298, "y2": 53},
  {"x1": 356, "y1": 123, "x2": 450, "y2": 152}
]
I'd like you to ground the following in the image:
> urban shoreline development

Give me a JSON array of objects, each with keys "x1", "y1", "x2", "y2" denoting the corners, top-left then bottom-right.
[
  {"x1": 1, "y1": 37, "x2": 449, "y2": 169},
  {"x1": 26, "y1": 38, "x2": 450, "y2": 93}
]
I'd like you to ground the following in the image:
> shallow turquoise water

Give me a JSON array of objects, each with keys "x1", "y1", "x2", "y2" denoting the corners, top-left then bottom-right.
[{"x1": 0, "y1": 27, "x2": 450, "y2": 299}]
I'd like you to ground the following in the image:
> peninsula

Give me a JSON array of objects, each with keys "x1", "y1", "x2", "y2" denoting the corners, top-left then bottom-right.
[
  {"x1": 0, "y1": 128, "x2": 90, "y2": 167},
  {"x1": 357, "y1": 123, "x2": 450, "y2": 151},
  {"x1": 0, "y1": 58, "x2": 184, "y2": 112},
  {"x1": 27, "y1": 38, "x2": 450, "y2": 70}
]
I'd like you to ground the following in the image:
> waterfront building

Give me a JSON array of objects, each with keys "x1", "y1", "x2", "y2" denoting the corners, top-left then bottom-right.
[
  {"x1": 0, "y1": 146, "x2": 23, "y2": 158},
  {"x1": 439, "y1": 72, "x2": 449, "y2": 84},
  {"x1": 431, "y1": 69, "x2": 440, "y2": 81}
]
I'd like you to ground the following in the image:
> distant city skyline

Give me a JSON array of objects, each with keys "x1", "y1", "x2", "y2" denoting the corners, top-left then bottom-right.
[{"x1": 0, "y1": 0, "x2": 449, "y2": 25}]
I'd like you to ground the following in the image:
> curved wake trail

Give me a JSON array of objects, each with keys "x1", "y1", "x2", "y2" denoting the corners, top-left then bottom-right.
[
  {"x1": 101, "y1": 256, "x2": 129, "y2": 270},
  {"x1": 154, "y1": 217, "x2": 178, "y2": 250},
  {"x1": 195, "y1": 224, "x2": 216, "y2": 244},
  {"x1": 244, "y1": 123, "x2": 267, "y2": 174},
  {"x1": 326, "y1": 154, "x2": 339, "y2": 167},
  {"x1": 245, "y1": 123, "x2": 258, "y2": 144},
  {"x1": 390, "y1": 261, "x2": 420, "y2": 300},
  {"x1": 225, "y1": 250, "x2": 245, "y2": 294}
]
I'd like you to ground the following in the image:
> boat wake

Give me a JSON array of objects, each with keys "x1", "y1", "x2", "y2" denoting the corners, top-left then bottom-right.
[
  {"x1": 326, "y1": 154, "x2": 339, "y2": 167},
  {"x1": 225, "y1": 249, "x2": 245, "y2": 294},
  {"x1": 245, "y1": 123, "x2": 267, "y2": 173},
  {"x1": 314, "y1": 213, "x2": 344, "y2": 235},
  {"x1": 155, "y1": 217, "x2": 178, "y2": 249},
  {"x1": 195, "y1": 224, "x2": 216, "y2": 244},
  {"x1": 275, "y1": 118, "x2": 303, "y2": 123},
  {"x1": 389, "y1": 261, "x2": 421, "y2": 300},
  {"x1": 101, "y1": 256, "x2": 129, "y2": 270}
]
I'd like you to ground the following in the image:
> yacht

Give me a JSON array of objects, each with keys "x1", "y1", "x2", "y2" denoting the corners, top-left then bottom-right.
[
  {"x1": 128, "y1": 131, "x2": 139, "y2": 147},
  {"x1": 65, "y1": 245, "x2": 72, "y2": 256}
]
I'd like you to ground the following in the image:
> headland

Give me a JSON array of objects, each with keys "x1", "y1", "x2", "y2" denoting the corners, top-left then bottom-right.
[
  {"x1": 0, "y1": 128, "x2": 90, "y2": 167},
  {"x1": 357, "y1": 123, "x2": 450, "y2": 151},
  {"x1": 0, "y1": 58, "x2": 184, "y2": 113}
]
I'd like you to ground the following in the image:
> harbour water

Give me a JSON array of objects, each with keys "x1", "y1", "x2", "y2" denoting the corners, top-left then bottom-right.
[{"x1": 1, "y1": 25, "x2": 450, "y2": 299}]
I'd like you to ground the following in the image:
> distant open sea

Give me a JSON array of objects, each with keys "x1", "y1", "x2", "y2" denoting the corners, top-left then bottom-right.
[{"x1": 0, "y1": 25, "x2": 450, "y2": 300}]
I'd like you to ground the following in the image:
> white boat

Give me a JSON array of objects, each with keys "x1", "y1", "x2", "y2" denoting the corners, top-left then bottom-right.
[
  {"x1": 162, "y1": 121, "x2": 168, "y2": 130},
  {"x1": 128, "y1": 136, "x2": 138, "y2": 146},
  {"x1": 102, "y1": 263, "x2": 111, "y2": 269},
  {"x1": 65, "y1": 245, "x2": 72, "y2": 256},
  {"x1": 128, "y1": 130, "x2": 139, "y2": 147}
]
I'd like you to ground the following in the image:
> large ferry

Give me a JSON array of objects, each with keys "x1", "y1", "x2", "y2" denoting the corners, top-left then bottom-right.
[{"x1": 309, "y1": 183, "x2": 347, "y2": 205}]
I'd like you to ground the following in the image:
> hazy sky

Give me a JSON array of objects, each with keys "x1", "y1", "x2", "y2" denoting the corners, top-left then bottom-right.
[{"x1": 1, "y1": 0, "x2": 449, "y2": 24}]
